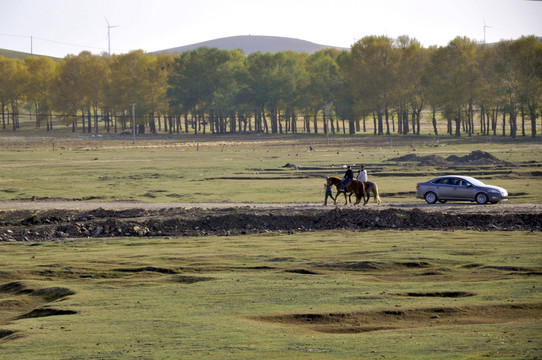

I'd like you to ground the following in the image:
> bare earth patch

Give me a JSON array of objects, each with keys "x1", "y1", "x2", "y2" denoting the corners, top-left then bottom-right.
[
  {"x1": 256, "y1": 303, "x2": 542, "y2": 334},
  {"x1": 0, "y1": 282, "x2": 76, "y2": 341}
]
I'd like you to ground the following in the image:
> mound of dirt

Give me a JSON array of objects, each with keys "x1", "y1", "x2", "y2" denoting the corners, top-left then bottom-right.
[
  {"x1": 389, "y1": 150, "x2": 510, "y2": 166},
  {"x1": 389, "y1": 153, "x2": 448, "y2": 165},
  {"x1": 419, "y1": 155, "x2": 450, "y2": 166},
  {"x1": 0, "y1": 205, "x2": 540, "y2": 242},
  {"x1": 446, "y1": 150, "x2": 510, "y2": 165}
]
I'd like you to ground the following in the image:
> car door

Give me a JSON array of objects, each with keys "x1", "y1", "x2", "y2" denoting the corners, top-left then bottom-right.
[
  {"x1": 435, "y1": 178, "x2": 454, "y2": 199},
  {"x1": 442, "y1": 178, "x2": 471, "y2": 200},
  {"x1": 455, "y1": 179, "x2": 477, "y2": 200}
]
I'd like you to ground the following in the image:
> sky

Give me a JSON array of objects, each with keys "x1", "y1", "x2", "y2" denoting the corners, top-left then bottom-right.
[{"x1": 1, "y1": 0, "x2": 541, "y2": 58}]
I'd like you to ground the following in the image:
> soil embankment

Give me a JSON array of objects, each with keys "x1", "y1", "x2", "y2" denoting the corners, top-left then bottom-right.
[{"x1": 0, "y1": 201, "x2": 540, "y2": 241}]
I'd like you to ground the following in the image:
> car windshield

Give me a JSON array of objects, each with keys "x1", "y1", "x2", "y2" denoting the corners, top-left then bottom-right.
[{"x1": 462, "y1": 176, "x2": 486, "y2": 186}]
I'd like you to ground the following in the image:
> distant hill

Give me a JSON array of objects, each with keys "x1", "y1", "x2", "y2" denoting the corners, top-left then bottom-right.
[
  {"x1": 0, "y1": 48, "x2": 58, "y2": 60},
  {"x1": 151, "y1": 35, "x2": 347, "y2": 55},
  {"x1": 0, "y1": 48, "x2": 35, "y2": 59}
]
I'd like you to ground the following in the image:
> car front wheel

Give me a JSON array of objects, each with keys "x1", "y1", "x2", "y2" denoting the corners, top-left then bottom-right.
[
  {"x1": 475, "y1": 193, "x2": 489, "y2": 204},
  {"x1": 424, "y1": 192, "x2": 437, "y2": 204}
]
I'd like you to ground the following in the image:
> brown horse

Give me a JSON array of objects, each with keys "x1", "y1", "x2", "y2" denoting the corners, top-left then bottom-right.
[{"x1": 326, "y1": 176, "x2": 367, "y2": 205}]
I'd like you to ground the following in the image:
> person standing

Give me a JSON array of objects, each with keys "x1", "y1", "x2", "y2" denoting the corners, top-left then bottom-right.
[
  {"x1": 357, "y1": 165, "x2": 367, "y2": 182},
  {"x1": 324, "y1": 181, "x2": 335, "y2": 206}
]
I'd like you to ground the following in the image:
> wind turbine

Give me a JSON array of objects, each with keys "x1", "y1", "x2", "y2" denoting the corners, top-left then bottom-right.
[
  {"x1": 483, "y1": 19, "x2": 491, "y2": 45},
  {"x1": 105, "y1": 17, "x2": 118, "y2": 55}
]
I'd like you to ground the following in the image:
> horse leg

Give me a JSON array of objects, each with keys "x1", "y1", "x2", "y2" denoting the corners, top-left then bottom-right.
[
  {"x1": 354, "y1": 191, "x2": 361, "y2": 205},
  {"x1": 333, "y1": 185, "x2": 340, "y2": 205},
  {"x1": 364, "y1": 190, "x2": 371, "y2": 205},
  {"x1": 360, "y1": 183, "x2": 368, "y2": 205},
  {"x1": 343, "y1": 186, "x2": 349, "y2": 204},
  {"x1": 353, "y1": 189, "x2": 359, "y2": 205},
  {"x1": 353, "y1": 184, "x2": 362, "y2": 205}
]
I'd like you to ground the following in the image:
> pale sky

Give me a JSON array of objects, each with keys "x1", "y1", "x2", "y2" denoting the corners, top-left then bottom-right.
[{"x1": 1, "y1": 0, "x2": 541, "y2": 58}]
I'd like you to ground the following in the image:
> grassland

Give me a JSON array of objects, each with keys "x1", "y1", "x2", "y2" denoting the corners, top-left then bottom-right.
[
  {"x1": 0, "y1": 132, "x2": 541, "y2": 204},
  {"x1": 1, "y1": 230, "x2": 541, "y2": 359},
  {"x1": 0, "y1": 127, "x2": 541, "y2": 359}
]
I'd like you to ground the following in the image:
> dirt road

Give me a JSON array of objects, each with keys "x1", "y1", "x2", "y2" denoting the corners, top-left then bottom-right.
[{"x1": 0, "y1": 199, "x2": 540, "y2": 213}]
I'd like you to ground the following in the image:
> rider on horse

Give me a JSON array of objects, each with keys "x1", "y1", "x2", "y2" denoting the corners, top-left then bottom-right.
[
  {"x1": 340, "y1": 165, "x2": 353, "y2": 191},
  {"x1": 356, "y1": 164, "x2": 367, "y2": 182}
]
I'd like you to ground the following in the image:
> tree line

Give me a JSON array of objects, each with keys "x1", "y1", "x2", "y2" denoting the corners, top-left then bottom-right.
[{"x1": 0, "y1": 35, "x2": 540, "y2": 138}]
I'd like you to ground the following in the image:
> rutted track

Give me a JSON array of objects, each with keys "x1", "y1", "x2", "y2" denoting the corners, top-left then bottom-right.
[{"x1": 0, "y1": 201, "x2": 540, "y2": 241}]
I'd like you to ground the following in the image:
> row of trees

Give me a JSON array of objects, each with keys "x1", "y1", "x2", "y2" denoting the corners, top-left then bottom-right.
[{"x1": 1, "y1": 35, "x2": 541, "y2": 137}]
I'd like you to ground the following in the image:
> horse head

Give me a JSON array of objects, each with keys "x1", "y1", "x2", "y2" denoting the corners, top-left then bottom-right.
[{"x1": 326, "y1": 176, "x2": 341, "y2": 186}]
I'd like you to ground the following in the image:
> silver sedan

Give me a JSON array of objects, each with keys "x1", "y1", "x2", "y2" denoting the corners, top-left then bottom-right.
[{"x1": 416, "y1": 175, "x2": 508, "y2": 204}]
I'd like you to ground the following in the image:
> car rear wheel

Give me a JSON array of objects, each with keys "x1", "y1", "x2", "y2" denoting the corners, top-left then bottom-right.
[
  {"x1": 475, "y1": 193, "x2": 489, "y2": 204},
  {"x1": 424, "y1": 192, "x2": 437, "y2": 204}
]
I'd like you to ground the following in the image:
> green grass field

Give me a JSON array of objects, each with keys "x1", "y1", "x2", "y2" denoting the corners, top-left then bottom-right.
[
  {"x1": 0, "y1": 131, "x2": 541, "y2": 359},
  {"x1": 0, "y1": 133, "x2": 541, "y2": 204},
  {"x1": 1, "y1": 230, "x2": 541, "y2": 359}
]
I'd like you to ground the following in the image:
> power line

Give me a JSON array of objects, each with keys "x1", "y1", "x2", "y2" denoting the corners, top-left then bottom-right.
[
  {"x1": 0, "y1": 32, "x2": 29, "y2": 39},
  {"x1": 32, "y1": 36, "x2": 106, "y2": 52},
  {"x1": 0, "y1": 32, "x2": 130, "y2": 54}
]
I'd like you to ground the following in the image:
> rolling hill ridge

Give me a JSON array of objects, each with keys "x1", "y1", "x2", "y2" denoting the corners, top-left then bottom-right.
[{"x1": 150, "y1": 35, "x2": 347, "y2": 55}]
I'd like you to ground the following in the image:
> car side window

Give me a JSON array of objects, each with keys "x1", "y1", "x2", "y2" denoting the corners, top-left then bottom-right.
[{"x1": 450, "y1": 179, "x2": 460, "y2": 186}]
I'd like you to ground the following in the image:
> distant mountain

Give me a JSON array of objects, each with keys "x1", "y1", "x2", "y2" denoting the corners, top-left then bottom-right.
[
  {"x1": 151, "y1": 35, "x2": 347, "y2": 55},
  {"x1": 0, "y1": 48, "x2": 37, "y2": 59}
]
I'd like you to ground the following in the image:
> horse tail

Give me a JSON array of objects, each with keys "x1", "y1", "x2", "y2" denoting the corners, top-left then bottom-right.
[{"x1": 373, "y1": 183, "x2": 382, "y2": 203}]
